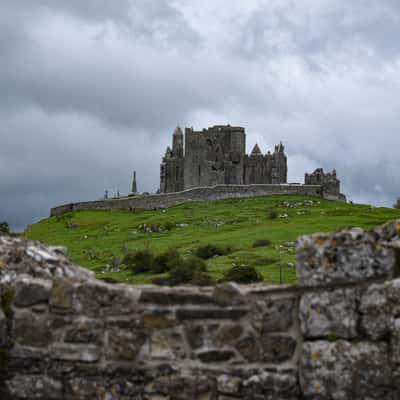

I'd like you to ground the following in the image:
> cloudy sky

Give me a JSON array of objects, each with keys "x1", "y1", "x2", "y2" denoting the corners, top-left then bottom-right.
[{"x1": 1, "y1": 0, "x2": 399, "y2": 231}]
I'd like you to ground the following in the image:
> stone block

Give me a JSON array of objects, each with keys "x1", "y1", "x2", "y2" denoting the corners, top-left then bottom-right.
[
  {"x1": 12, "y1": 309, "x2": 52, "y2": 347},
  {"x1": 196, "y1": 349, "x2": 235, "y2": 363},
  {"x1": 300, "y1": 340, "x2": 391, "y2": 399},
  {"x1": 360, "y1": 282, "x2": 392, "y2": 340},
  {"x1": 176, "y1": 307, "x2": 248, "y2": 320},
  {"x1": 106, "y1": 328, "x2": 146, "y2": 361},
  {"x1": 49, "y1": 279, "x2": 75, "y2": 312},
  {"x1": 76, "y1": 281, "x2": 139, "y2": 316},
  {"x1": 185, "y1": 324, "x2": 205, "y2": 349},
  {"x1": 13, "y1": 277, "x2": 52, "y2": 307},
  {"x1": 261, "y1": 334, "x2": 296, "y2": 363},
  {"x1": 212, "y1": 282, "x2": 244, "y2": 306},
  {"x1": 64, "y1": 317, "x2": 104, "y2": 344},
  {"x1": 50, "y1": 343, "x2": 101, "y2": 363},
  {"x1": 236, "y1": 333, "x2": 260, "y2": 362},
  {"x1": 252, "y1": 295, "x2": 295, "y2": 333},
  {"x1": 212, "y1": 323, "x2": 243, "y2": 347},
  {"x1": 300, "y1": 288, "x2": 358, "y2": 339},
  {"x1": 6, "y1": 374, "x2": 63, "y2": 399},
  {"x1": 140, "y1": 289, "x2": 215, "y2": 305},
  {"x1": 143, "y1": 311, "x2": 176, "y2": 330},
  {"x1": 150, "y1": 329, "x2": 185, "y2": 359},
  {"x1": 242, "y1": 371, "x2": 299, "y2": 400},
  {"x1": 296, "y1": 227, "x2": 396, "y2": 286}
]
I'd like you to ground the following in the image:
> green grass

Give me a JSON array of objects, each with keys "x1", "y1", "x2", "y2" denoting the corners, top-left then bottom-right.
[{"x1": 23, "y1": 195, "x2": 400, "y2": 285}]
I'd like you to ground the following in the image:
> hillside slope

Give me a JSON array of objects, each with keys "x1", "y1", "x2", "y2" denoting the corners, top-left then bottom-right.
[{"x1": 24, "y1": 195, "x2": 400, "y2": 285}]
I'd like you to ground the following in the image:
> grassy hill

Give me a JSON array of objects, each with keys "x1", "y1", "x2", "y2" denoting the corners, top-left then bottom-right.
[{"x1": 24, "y1": 195, "x2": 400, "y2": 285}]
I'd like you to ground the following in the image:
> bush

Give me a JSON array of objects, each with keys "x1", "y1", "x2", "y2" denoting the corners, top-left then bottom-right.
[
  {"x1": 190, "y1": 270, "x2": 214, "y2": 286},
  {"x1": 153, "y1": 248, "x2": 180, "y2": 274},
  {"x1": 167, "y1": 256, "x2": 211, "y2": 286},
  {"x1": 195, "y1": 244, "x2": 232, "y2": 259},
  {"x1": 252, "y1": 239, "x2": 272, "y2": 248},
  {"x1": 221, "y1": 265, "x2": 263, "y2": 284},
  {"x1": 0, "y1": 222, "x2": 9, "y2": 235},
  {"x1": 164, "y1": 221, "x2": 175, "y2": 231},
  {"x1": 268, "y1": 210, "x2": 278, "y2": 220},
  {"x1": 122, "y1": 249, "x2": 154, "y2": 274}
]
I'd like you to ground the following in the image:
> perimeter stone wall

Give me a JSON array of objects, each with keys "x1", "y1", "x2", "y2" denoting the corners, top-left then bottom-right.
[
  {"x1": 0, "y1": 219, "x2": 399, "y2": 399},
  {"x1": 50, "y1": 184, "x2": 324, "y2": 217}
]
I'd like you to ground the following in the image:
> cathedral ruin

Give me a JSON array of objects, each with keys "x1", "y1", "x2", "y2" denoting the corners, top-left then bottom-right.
[{"x1": 160, "y1": 125, "x2": 288, "y2": 193}]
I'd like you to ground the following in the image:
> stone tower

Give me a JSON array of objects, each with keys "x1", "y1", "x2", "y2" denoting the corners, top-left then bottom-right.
[
  {"x1": 160, "y1": 125, "x2": 287, "y2": 193},
  {"x1": 131, "y1": 171, "x2": 137, "y2": 194}
]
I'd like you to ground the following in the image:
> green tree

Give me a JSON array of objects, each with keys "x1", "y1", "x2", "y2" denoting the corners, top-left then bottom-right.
[
  {"x1": 394, "y1": 198, "x2": 400, "y2": 209},
  {"x1": 0, "y1": 222, "x2": 9, "y2": 235}
]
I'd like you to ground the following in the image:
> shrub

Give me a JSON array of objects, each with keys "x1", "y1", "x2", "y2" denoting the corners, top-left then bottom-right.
[
  {"x1": 221, "y1": 265, "x2": 263, "y2": 284},
  {"x1": 167, "y1": 256, "x2": 209, "y2": 286},
  {"x1": 122, "y1": 249, "x2": 154, "y2": 274},
  {"x1": 164, "y1": 221, "x2": 175, "y2": 231},
  {"x1": 252, "y1": 239, "x2": 272, "y2": 248},
  {"x1": 195, "y1": 244, "x2": 232, "y2": 259},
  {"x1": 153, "y1": 248, "x2": 180, "y2": 274},
  {"x1": 190, "y1": 270, "x2": 214, "y2": 286},
  {"x1": 268, "y1": 210, "x2": 278, "y2": 220},
  {"x1": 0, "y1": 222, "x2": 9, "y2": 235}
]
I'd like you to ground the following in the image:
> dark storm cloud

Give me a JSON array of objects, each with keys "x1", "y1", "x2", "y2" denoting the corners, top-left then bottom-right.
[{"x1": 0, "y1": 0, "x2": 399, "y2": 231}]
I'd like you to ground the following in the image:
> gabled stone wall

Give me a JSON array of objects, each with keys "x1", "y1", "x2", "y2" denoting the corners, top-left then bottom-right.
[{"x1": 0, "y1": 219, "x2": 399, "y2": 399}]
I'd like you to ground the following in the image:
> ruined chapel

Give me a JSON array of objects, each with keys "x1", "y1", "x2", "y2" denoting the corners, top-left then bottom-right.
[{"x1": 160, "y1": 125, "x2": 287, "y2": 193}]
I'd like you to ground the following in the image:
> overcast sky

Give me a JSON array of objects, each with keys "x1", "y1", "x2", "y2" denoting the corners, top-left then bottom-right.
[{"x1": 1, "y1": 0, "x2": 399, "y2": 231}]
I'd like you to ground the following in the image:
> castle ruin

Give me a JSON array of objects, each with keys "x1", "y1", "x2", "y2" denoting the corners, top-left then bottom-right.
[{"x1": 160, "y1": 125, "x2": 287, "y2": 193}]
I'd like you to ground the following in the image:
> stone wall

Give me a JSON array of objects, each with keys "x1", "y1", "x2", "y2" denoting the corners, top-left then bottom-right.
[
  {"x1": 51, "y1": 184, "x2": 324, "y2": 217},
  {"x1": 1, "y1": 219, "x2": 399, "y2": 399}
]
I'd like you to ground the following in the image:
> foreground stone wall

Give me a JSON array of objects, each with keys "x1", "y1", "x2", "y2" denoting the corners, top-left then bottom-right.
[
  {"x1": 51, "y1": 184, "x2": 323, "y2": 217},
  {"x1": 0, "y1": 219, "x2": 399, "y2": 399}
]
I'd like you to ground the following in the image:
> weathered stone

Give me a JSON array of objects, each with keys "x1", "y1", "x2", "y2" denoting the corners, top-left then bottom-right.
[
  {"x1": 0, "y1": 236, "x2": 93, "y2": 283},
  {"x1": 196, "y1": 349, "x2": 235, "y2": 363},
  {"x1": 300, "y1": 288, "x2": 358, "y2": 339},
  {"x1": 296, "y1": 227, "x2": 396, "y2": 286},
  {"x1": 252, "y1": 296, "x2": 295, "y2": 333},
  {"x1": 217, "y1": 374, "x2": 242, "y2": 395},
  {"x1": 212, "y1": 282, "x2": 244, "y2": 306},
  {"x1": 176, "y1": 308, "x2": 248, "y2": 320},
  {"x1": 12, "y1": 309, "x2": 51, "y2": 347},
  {"x1": 150, "y1": 329, "x2": 185, "y2": 359},
  {"x1": 51, "y1": 344, "x2": 101, "y2": 362},
  {"x1": 5, "y1": 374, "x2": 63, "y2": 399},
  {"x1": 300, "y1": 340, "x2": 391, "y2": 399},
  {"x1": 64, "y1": 317, "x2": 104, "y2": 344},
  {"x1": 143, "y1": 312, "x2": 176, "y2": 330},
  {"x1": 76, "y1": 281, "x2": 139, "y2": 316},
  {"x1": 13, "y1": 277, "x2": 52, "y2": 307},
  {"x1": 212, "y1": 324, "x2": 243, "y2": 347},
  {"x1": 236, "y1": 333, "x2": 260, "y2": 362},
  {"x1": 261, "y1": 334, "x2": 296, "y2": 362},
  {"x1": 185, "y1": 324, "x2": 204, "y2": 349},
  {"x1": 140, "y1": 289, "x2": 215, "y2": 305},
  {"x1": 49, "y1": 279, "x2": 75, "y2": 312},
  {"x1": 107, "y1": 328, "x2": 146, "y2": 361},
  {"x1": 360, "y1": 282, "x2": 392, "y2": 340},
  {"x1": 242, "y1": 371, "x2": 299, "y2": 399}
]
